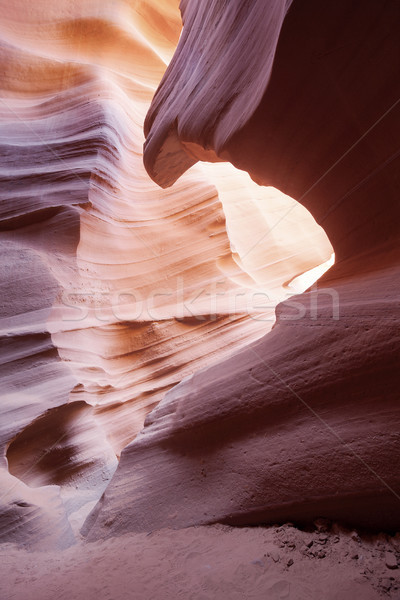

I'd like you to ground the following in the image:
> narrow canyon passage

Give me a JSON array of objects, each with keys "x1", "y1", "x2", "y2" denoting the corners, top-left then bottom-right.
[
  {"x1": 0, "y1": 1, "x2": 399, "y2": 599},
  {"x1": 0, "y1": 0, "x2": 332, "y2": 547}
]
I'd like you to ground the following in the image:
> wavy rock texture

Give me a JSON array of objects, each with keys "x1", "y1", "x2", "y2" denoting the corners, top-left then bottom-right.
[
  {"x1": 0, "y1": 0, "x2": 332, "y2": 548},
  {"x1": 83, "y1": 0, "x2": 400, "y2": 539}
]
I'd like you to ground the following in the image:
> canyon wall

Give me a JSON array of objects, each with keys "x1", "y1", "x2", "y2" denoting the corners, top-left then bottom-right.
[
  {"x1": 83, "y1": 0, "x2": 400, "y2": 539},
  {"x1": 0, "y1": 0, "x2": 332, "y2": 548}
]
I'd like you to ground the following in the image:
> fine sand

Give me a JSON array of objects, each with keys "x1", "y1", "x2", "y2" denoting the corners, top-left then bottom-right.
[{"x1": 1, "y1": 522, "x2": 400, "y2": 599}]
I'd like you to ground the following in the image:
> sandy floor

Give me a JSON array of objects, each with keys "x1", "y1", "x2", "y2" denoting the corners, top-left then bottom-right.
[{"x1": 1, "y1": 522, "x2": 400, "y2": 600}]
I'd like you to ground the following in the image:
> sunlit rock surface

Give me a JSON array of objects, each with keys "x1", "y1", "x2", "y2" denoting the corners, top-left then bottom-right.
[
  {"x1": 0, "y1": 0, "x2": 333, "y2": 548},
  {"x1": 84, "y1": 0, "x2": 400, "y2": 539}
]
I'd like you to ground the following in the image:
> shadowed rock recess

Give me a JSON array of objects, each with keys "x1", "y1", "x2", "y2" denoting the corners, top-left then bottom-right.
[{"x1": 83, "y1": 0, "x2": 400, "y2": 540}]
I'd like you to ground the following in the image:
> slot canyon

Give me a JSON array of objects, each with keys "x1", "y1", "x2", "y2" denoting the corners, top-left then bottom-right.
[{"x1": 0, "y1": 1, "x2": 399, "y2": 598}]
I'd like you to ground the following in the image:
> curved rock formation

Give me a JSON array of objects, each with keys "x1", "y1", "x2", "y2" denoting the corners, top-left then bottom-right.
[
  {"x1": 84, "y1": 245, "x2": 400, "y2": 536},
  {"x1": 0, "y1": 0, "x2": 332, "y2": 548},
  {"x1": 83, "y1": 0, "x2": 400, "y2": 539}
]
